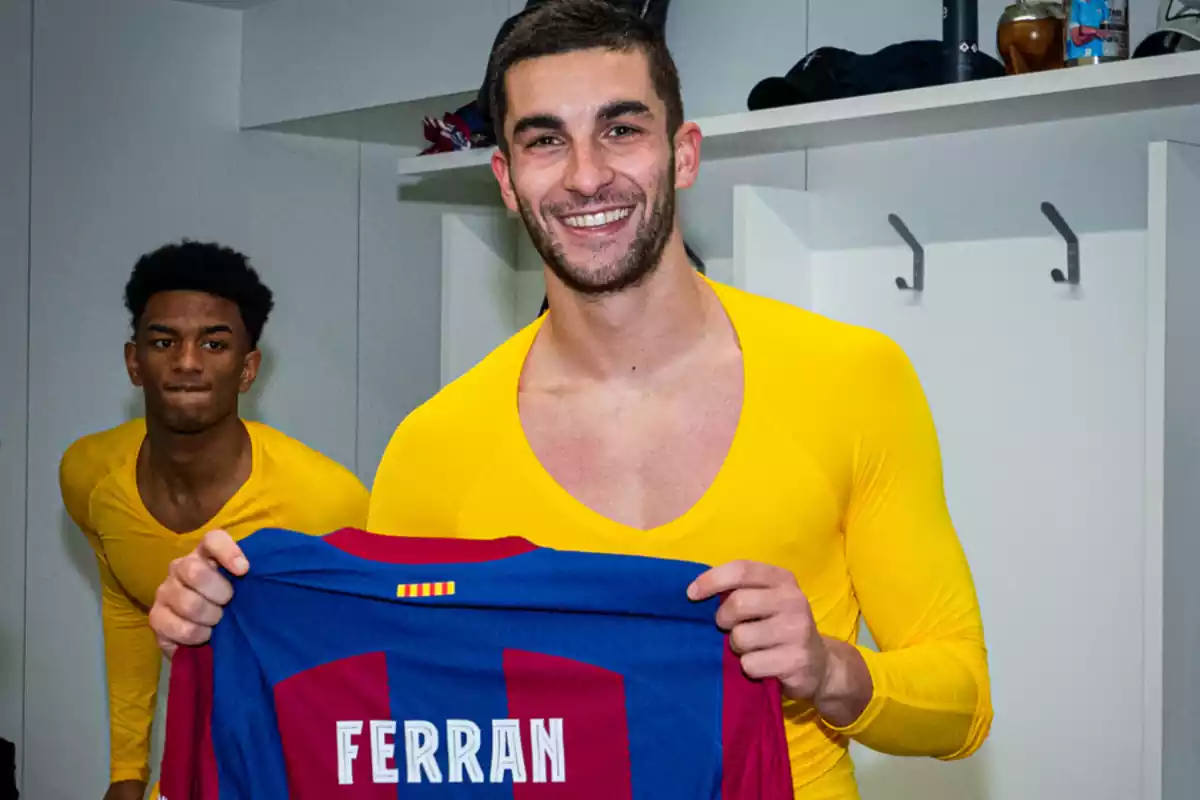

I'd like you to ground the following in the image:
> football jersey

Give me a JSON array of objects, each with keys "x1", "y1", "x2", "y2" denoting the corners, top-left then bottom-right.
[{"x1": 158, "y1": 527, "x2": 793, "y2": 799}]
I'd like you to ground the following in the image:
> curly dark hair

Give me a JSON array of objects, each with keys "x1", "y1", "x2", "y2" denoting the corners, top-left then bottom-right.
[
  {"x1": 123, "y1": 239, "x2": 275, "y2": 349},
  {"x1": 483, "y1": 0, "x2": 683, "y2": 156}
]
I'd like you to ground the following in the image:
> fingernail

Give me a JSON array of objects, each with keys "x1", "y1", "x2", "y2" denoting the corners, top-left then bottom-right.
[
  {"x1": 686, "y1": 583, "x2": 697, "y2": 600},
  {"x1": 234, "y1": 556, "x2": 249, "y2": 573}
]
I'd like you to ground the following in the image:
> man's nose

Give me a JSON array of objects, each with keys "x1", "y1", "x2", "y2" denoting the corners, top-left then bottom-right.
[
  {"x1": 563, "y1": 140, "x2": 614, "y2": 197},
  {"x1": 172, "y1": 340, "x2": 203, "y2": 371}
]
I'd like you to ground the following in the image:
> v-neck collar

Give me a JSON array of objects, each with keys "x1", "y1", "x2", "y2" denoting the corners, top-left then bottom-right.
[
  {"x1": 499, "y1": 278, "x2": 757, "y2": 543},
  {"x1": 127, "y1": 418, "x2": 262, "y2": 538}
]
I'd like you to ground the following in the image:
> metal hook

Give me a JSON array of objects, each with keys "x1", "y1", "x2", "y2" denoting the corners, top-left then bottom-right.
[
  {"x1": 890, "y1": 213, "x2": 924, "y2": 291},
  {"x1": 1041, "y1": 202, "x2": 1079, "y2": 285}
]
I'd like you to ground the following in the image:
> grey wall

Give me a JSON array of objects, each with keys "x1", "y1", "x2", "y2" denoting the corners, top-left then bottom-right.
[
  {"x1": 21, "y1": 0, "x2": 361, "y2": 795},
  {"x1": 0, "y1": 0, "x2": 31, "y2": 785}
]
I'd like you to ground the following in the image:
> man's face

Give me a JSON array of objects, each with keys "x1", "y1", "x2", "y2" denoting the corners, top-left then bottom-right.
[
  {"x1": 492, "y1": 47, "x2": 699, "y2": 296},
  {"x1": 124, "y1": 290, "x2": 260, "y2": 434}
]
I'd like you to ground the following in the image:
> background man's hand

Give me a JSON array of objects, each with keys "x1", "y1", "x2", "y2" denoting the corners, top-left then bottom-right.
[
  {"x1": 687, "y1": 559, "x2": 873, "y2": 727},
  {"x1": 103, "y1": 779, "x2": 146, "y2": 800},
  {"x1": 148, "y1": 528, "x2": 247, "y2": 658}
]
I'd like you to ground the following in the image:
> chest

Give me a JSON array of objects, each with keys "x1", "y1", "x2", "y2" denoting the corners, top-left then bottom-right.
[
  {"x1": 137, "y1": 493, "x2": 228, "y2": 537},
  {"x1": 519, "y1": 360, "x2": 744, "y2": 532},
  {"x1": 454, "y1": 419, "x2": 851, "y2": 621},
  {"x1": 89, "y1": 490, "x2": 268, "y2": 607},
  {"x1": 137, "y1": 456, "x2": 252, "y2": 536}
]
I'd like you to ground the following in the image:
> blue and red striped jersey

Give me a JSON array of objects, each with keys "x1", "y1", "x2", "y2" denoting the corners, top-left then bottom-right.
[{"x1": 158, "y1": 527, "x2": 793, "y2": 799}]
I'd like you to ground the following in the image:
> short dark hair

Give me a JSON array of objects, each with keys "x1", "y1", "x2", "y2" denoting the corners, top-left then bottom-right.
[
  {"x1": 484, "y1": 0, "x2": 684, "y2": 155},
  {"x1": 123, "y1": 239, "x2": 275, "y2": 349}
]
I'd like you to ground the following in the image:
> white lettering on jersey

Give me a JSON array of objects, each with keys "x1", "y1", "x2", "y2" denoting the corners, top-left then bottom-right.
[
  {"x1": 446, "y1": 719, "x2": 484, "y2": 783},
  {"x1": 336, "y1": 720, "x2": 363, "y2": 785},
  {"x1": 404, "y1": 720, "x2": 442, "y2": 783},
  {"x1": 333, "y1": 718, "x2": 566, "y2": 785},
  {"x1": 530, "y1": 718, "x2": 566, "y2": 783},
  {"x1": 370, "y1": 720, "x2": 399, "y2": 784},
  {"x1": 490, "y1": 719, "x2": 527, "y2": 784}
]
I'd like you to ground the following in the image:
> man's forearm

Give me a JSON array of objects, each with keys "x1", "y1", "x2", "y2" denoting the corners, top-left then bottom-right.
[{"x1": 814, "y1": 636, "x2": 874, "y2": 728}]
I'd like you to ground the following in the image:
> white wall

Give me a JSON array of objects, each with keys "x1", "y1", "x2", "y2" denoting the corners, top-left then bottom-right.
[
  {"x1": 240, "y1": 0, "x2": 511, "y2": 132},
  {"x1": 355, "y1": 143, "x2": 451, "y2": 479},
  {"x1": 0, "y1": 0, "x2": 31, "y2": 782},
  {"x1": 666, "y1": 0, "x2": 809, "y2": 120},
  {"x1": 237, "y1": 0, "x2": 1129, "y2": 135},
  {"x1": 670, "y1": 0, "x2": 1158, "y2": 121},
  {"x1": 22, "y1": 0, "x2": 362, "y2": 796}
]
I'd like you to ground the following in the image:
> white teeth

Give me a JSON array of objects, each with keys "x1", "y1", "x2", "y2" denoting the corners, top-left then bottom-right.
[{"x1": 562, "y1": 207, "x2": 632, "y2": 228}]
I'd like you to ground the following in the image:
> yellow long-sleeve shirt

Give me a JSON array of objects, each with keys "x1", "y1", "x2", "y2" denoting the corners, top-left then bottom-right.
[
  {"x1": 59, "y1": 418, "x2": 369, "y2": 786},
  {"x1": 367, "y1": 277, "x2": 992, "y2": 798}
]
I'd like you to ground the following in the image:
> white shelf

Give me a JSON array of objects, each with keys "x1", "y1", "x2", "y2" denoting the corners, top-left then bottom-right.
[
  {"x1": 396, "y1": 147, "x2": 495, "y2": 177},
  {"x1": 397, "y1": 51, "x2": 1200, "y2": 177}
]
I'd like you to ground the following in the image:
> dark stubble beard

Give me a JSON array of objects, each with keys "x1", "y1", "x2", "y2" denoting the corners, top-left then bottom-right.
[{"x1": 515, "y1": 160, "x2": 676, "y2": 298}]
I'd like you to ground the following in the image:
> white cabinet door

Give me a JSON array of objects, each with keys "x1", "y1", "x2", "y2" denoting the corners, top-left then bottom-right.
[
  {"x1": 813, "y1": 232, "x2": 1148, "y2": 800},
  {"x1": 1150, "y1": 138, "x2": 1200, "y2": 800},
  {"x1": 441, "y1": 210, "x2": 520, "y2": 386}
]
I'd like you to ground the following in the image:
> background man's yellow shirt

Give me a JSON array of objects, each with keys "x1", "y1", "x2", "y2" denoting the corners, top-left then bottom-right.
[
  {"x1": 59, "y1": 418, "x2": 369, "y2": 785},
  {"x1": 367, "y1": 279, "x2": 992, "y2": 798}
]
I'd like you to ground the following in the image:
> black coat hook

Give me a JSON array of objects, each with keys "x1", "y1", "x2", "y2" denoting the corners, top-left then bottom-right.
[
  {"x1": 889, "y1": 213, "x2": 924, "y2": 291},
  {"x1": 1041, "y1": 201, "x2": 1079, "y2": 285}
]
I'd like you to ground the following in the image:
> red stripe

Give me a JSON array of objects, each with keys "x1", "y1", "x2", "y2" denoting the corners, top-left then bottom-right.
[
  {"x1": 324, "y1": 527, "x2": 538, "y2": 564},
  {"x1": 720, "y1": 641, "x2": 793, "y2": 798},
  {"x1": 159, "y1": 644, "x2": 220, "y2": 799},
  {"x1": 274, "y1": 651, "x2": 395, "y2": 799},
  {"x1": 503, "y1": 648, "x2": 633, "y2": 799}
]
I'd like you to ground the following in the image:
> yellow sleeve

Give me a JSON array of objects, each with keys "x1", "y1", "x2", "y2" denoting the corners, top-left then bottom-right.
[
  {"x1": 59, "y1": 447, "x2": 160, "y2": 785},
  {"x1": 306, "y1": 460, "x2": 371, "y2": 532},
  {"x1": 830, "y1": 334, "x2": 993, "y2": 759},
  {"x1": 366, "y1": 418, "x2": 425, "y2": 534},
  {"x1": 365, "y1": 400, "x2": 475, "y2": 536}
]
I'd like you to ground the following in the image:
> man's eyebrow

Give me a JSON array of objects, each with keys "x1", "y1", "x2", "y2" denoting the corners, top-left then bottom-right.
[
  {"x1": 512, "y1": 114, "x2": 564, "y2": 139},
  {"x1": 144, "y1": 323, "x2": 233, "y2": 336},
  {"x1": 598, "y1": 100, "x2": 652, "y2": 120}
]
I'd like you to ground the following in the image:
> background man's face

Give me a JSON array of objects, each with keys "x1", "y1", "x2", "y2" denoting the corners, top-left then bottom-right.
[{"x1": 125, "y1": 290, "x2": 259, "y2": 434}]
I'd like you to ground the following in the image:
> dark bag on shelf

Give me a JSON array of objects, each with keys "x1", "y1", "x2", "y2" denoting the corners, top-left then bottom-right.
[{"x1": 748, "y1": 39, "x2": 1006, "y2": 111}]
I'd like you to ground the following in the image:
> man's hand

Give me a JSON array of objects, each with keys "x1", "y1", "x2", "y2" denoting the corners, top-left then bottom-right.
[
  {"x1": 103, "y1": 779, "x2": 147, "y2": 800},
  {"x1": 148, "y1": 529, "x2": 247, "y2": 659},
  {"x1": 687, "y1": 560, "x2": 873, "y2": 728}
]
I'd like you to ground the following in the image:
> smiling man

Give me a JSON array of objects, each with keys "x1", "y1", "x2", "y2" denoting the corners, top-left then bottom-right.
[
  {"x1": 59, "y1": 240, "x2": 368, "y2": 800},
  {"x1": 147, "y1": 3, "x2": 992, "y2": 797}
]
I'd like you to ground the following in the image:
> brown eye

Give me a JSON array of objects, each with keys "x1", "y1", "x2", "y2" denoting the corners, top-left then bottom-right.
[{"x1": 607, "y1": 124, "x2": 640, "y2": 139}]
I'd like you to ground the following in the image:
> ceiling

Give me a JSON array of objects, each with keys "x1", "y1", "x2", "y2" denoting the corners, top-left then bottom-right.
[{"x1": 170, "y1": 0, "x2": 278, "y2": 9}]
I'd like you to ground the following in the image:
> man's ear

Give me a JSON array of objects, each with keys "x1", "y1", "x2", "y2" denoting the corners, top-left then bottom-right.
[
  {"x1": 239, "y1": 349, "x2": 262, "y2": 393},
  {"x1": 492, "y1": 148, "x2": 520, "y2": 215},
  {"x1": 124, "y1": 340, "x2": 142, "y2": 387},
  {"x1": 672, "y1": 121, "x2": 702, "y2": 190}
]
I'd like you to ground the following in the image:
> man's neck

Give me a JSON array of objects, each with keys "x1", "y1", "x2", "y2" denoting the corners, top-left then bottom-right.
[
  {"x1": 539, "y1": 243, "x2": 719, "y2": 382},
  {"x1": 141, "y1": 413, "x2": 248, "y2": 502}
]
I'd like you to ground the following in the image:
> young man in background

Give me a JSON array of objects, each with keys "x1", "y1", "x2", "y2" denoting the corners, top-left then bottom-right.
[
  {"x1": 147, "y1": 3, "x2": 992, "y2": 796},
  {"x1": 60, "y1": 241, "x2": 368, "y2": 800}
]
